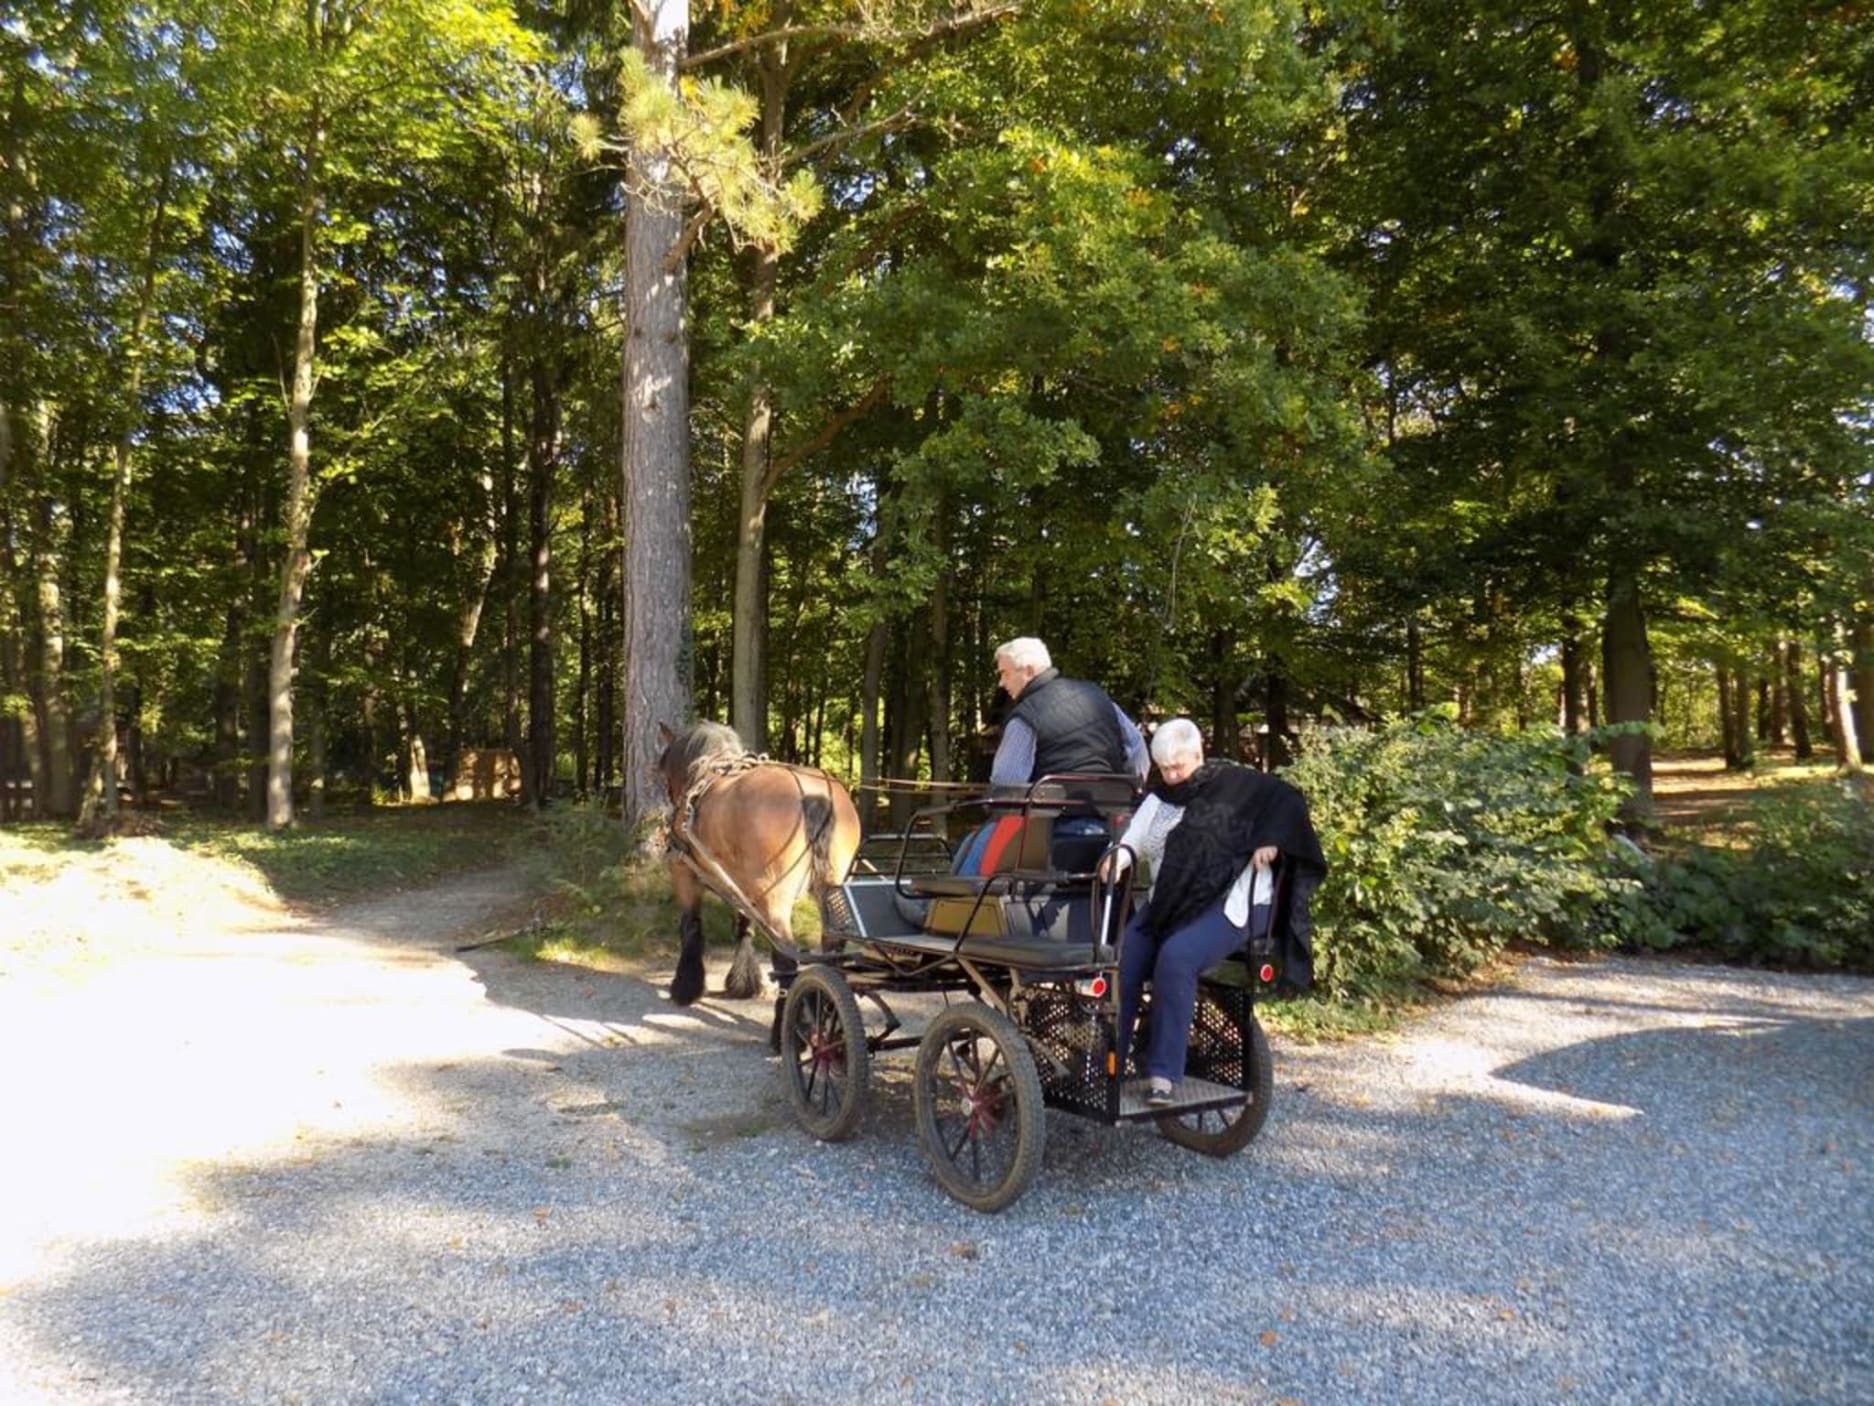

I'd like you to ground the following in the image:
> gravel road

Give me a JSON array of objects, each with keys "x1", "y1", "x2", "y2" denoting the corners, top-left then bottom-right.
[{"x1": 2, "y1": 867, "x2": 1869, "y2": 1405}]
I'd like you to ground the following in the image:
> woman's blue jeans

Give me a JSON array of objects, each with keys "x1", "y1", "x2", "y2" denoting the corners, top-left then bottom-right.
[{"x1": 1116, "y1": 899, "x2": 1256, "y2": 1083}]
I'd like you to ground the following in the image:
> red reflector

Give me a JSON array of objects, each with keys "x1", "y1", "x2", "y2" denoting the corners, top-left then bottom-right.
[
  {"x1": 1090, "y1": 976, "x2": 1108, "y2": 998},
  {"x1": 1259, "y1": 963, "x2": 1276, "y2": 983}
]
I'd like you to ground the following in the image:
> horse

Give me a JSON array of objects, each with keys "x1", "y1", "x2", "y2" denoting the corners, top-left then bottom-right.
[{"x1": 655, "y1": 722, "x2": 862, "y2": 1021}]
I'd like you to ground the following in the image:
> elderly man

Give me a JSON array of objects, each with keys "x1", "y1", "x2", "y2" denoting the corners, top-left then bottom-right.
[
  {"x1": 981, "y1": 637, "x2": 1147, "y2": 874},
  {"x1": 990, "y1": 637, "x2": 1147, "y2": 791}
]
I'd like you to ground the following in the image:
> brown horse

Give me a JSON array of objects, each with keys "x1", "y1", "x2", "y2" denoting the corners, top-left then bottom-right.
[{"x1": 656, "y1": 722, "x2": 862, "y2": 1012}]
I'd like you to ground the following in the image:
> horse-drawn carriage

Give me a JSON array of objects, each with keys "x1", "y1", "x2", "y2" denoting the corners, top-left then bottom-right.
[{"x1": 660, "y1": 724, "x2": 1283, "y2": 1213}]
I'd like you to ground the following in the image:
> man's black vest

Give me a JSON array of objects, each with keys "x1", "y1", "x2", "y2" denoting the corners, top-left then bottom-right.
[{"x1": 1005, "y1": 668, "x2": 1128, "y2": 781}]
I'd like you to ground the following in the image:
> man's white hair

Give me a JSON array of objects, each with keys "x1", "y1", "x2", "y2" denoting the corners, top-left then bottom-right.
[
  {"x1": 1150, "y1": 717, "x2": 1205, "y2": 768},
  {"x1": 994, "y1": 637, "x2": 1052, "y2": 672}
]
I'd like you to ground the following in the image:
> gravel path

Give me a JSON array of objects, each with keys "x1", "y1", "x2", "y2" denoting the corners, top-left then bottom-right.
[{"x1": 2, "y1": 870, "x2": 1870, "y2": 1405}]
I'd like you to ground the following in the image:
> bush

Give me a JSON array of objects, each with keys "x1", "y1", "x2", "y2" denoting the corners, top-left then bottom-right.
[
  {"x1": 1282, "y1": 718, "x2": 1639, "y2": 1001},
  {"x1": 1630, "y1": 779, "x2": 1873, "y2": 971}
]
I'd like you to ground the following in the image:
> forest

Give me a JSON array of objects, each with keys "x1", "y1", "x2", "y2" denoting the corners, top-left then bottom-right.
[{"x1": 2, "y1": 0, "x2": 1870, "y2": 843}]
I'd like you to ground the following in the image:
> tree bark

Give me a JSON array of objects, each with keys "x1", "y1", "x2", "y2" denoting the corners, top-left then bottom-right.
[
  {"x1": 620, "y1": 0, "x2": 694, "y2": 847},
  {"x1": 82, "y1": 175, "x2": 169, "y2": 827},
  {"x1": 1769, "y1": 642, "x2": 1788, "y2": 745},
  {"x1": 1786, "y1": 640, "x2": 1812, "y2": 760},
  {"x1": 265, "y1": 97, "x2": 324, "y2": 830},
  {"x1": 526, "y1": 335, "x2": 560, "y2": 808},
  {"x1": 1560, "y1": 611, "x2": 1587, "y2": 736},
  {"x1": 1601, "y1": 566, "x2": 1654, "y2": 821},
  {"x1": 1716, "y1": 666, "x2": 1736, "y2": 765},
  {"x1": 594, "y1": 484, "x2": 618, "y2": 797},
  {"x1": 1732, "y1": 669, "x2": 1755, "y2": 768},
  {"x1": 1853, "y1": 616, "x2": 1873, "y2": 767},
  {"x1": 27, "y1": 425, "x2": 75, "y2": 820},
  {"x1": 1827, "y1": 623, "x2": 1863, "y2": 771}
]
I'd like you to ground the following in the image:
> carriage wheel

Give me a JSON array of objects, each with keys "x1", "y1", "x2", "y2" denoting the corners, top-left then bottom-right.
[
  {"x1": 1157, "y1": 1013, "x2": 1273, "y2": 1158},
  {"x1": 779, "y1": 965, "x2": 870, "y2": 1142},
  {"x1": 913, "y1": 1003, "x2": 1045, "y2": 1213}
]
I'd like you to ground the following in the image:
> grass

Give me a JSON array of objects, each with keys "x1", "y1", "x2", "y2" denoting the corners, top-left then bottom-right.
[
  {"x1": 496, "y1": 802, "x2": 812, "y2": 971},
  {"x1": 0, "y1": 801, "x2": 530, "y2": 906},
  {"x1": 1650, "y1": 749, "x2": 1850, "y2": 847}
]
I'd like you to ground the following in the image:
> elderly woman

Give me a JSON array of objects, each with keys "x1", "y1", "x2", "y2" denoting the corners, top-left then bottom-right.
[{"x1": 1103, "y1": 718, "x2": 1326, "y2": 1105}]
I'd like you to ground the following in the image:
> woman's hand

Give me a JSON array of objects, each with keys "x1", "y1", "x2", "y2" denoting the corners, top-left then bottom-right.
[
  {"x1": 1096, "y1": 852, "x2": 1130, "y2": 883},
  {"x1": 1251, "y1": 845, "x2": 1279, "y2": 871}
]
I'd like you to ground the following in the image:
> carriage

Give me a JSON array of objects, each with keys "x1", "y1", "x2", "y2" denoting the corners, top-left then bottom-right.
[{"x1": 741, "y1": 772, "x2": 1283, "y2": 1212}]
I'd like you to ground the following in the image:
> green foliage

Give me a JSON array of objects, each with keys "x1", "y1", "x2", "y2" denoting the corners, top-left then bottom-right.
[
  {"x1": 1283, "y1": 719, "x2": 1637, "y2": 1000},
  {"x1": 1629, "y1": 781, "x2": 1874, "y2": 971}
]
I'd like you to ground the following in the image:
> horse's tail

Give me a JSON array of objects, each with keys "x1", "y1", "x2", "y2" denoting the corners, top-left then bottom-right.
[{"x1": 803, "y1": 791, "x2": 837, "y2": 889}]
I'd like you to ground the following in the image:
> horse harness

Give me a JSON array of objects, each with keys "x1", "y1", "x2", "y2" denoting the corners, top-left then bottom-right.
[{"x1": 668, "y1": 751, "x2": 840, "y2": 955}]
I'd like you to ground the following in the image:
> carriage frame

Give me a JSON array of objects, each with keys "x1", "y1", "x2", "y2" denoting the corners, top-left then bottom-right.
[{"x1": 751, "y1": 772, "x2": 1282, "y2": 1212}]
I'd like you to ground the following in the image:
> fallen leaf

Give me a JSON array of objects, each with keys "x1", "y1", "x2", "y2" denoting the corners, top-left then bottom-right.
[{"x1": 1259, "y1": 1330, "x2": 1280, "y2": 1347}]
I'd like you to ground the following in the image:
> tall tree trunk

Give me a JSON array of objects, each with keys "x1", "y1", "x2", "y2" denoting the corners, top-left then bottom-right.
[
  {"x1": 1264, "y1": 660, "x2": 1291, "y2": 771},
  {"x1": 499, "y1": 343, "x2": 524, "y2": 791},
  {"x1": 82, "y1": 176, "x2": 169, "y2": 827},
  {"x1": 1560, "y1": 611, "x2": 1587, "y2": 735},
  {"x1": 1784, "y1": 640, "x2": 1811, "y2": 760},
  {"x1": 526, "y1": 340, "x2": 559, "y2": 808},
  {"x1": 265, "y1": 103, "x2": 324, "y2": 830},
  {"x1": 1769, "y1": 642, "x2": 1788, "y2": 745},
  {"x1": 1601, "y1": 566, "x2": 1654, "y2": 822},
  {"x1": 859, "y1": 591, "x2": 886, "y2": 832},
  {"x1": 1853, "y1": 616, "x2": 1873, "y2": 766},
  {"x1": 729, "y1": 36, "x2": 788, "y2": 751},
  {"x1": 925, "y1": 508, "x2": 952, "y2": 783},
  {"x1": 30, "y1": 449, "x2": 75, "y2": 820},
  {"x1": 1209, "y1": 628, "x2": 1237, "y2": 760},
  {"x1": 448, "y1": 461, "x2": 500, "y2": 769},
  {"x1": 1827, "y1": 623, "x2": 1863, "y2": 771},
  {"x1": 1732, "y1": 669, "x2": 1755, "y2": 768},
  {"x1": 620, "y1": 0, "x2": 693, "y2": 846},
  {"x1": 575, "y1": 487, "x2": 592, "y2": 799},
  {"x1": 307, "y1": 693, "x2": 326, "y2": 819},
  {"x1": 1716, "y1": 666, "x2": 1737, "y2": 766},
  {"x1": 594, "y1": 484, "x2": 618, "y2": 797}
]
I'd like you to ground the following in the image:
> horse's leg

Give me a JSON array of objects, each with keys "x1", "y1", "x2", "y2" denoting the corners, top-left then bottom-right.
[
  {"x1": 750, "y1": 887, "x2": 800, "y2": 1055},
  {"x1": 669, "y1": 861, "x2": 708, "y2": 1007},
  {"x1": 722, "y1": 913, "x2": 763, "y2": 999}
]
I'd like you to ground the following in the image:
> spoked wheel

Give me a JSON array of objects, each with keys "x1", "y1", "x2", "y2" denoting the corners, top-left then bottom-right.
[
  {"x1": 778, "y1": 965, "x2": 870, "y2": 1142},
  {"x1": 913, "y1": 1003, "x2": 1045, "y2": 1213},
  {"x1": 1157, "y1": 1012, "x2": 1273, "y2": 1158}
]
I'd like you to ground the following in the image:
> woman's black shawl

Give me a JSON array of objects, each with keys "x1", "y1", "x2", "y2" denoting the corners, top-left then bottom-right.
[{"x1": 1145, "y1": 760, "x2": 1328, "y2": 993}]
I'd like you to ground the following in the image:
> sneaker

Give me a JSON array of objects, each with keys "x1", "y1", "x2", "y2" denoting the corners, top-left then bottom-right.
[{"x1": 1146, "y1": 1077, "x2": 1175, "y2": 1107}]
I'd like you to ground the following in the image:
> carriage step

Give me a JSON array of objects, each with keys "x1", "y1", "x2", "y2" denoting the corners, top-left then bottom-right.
[{"x1": 1118, "y1": 1075, "x2": 1246, "y2": 1119}]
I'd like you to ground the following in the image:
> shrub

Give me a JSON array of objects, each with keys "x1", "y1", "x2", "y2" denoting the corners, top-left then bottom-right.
[
  {"x1": 1282, "y1": 718, "x2": 1639, "y2": 1001},
  {"x1": 1633, "y1": 779, "x2": 1873, "y2": 971}
]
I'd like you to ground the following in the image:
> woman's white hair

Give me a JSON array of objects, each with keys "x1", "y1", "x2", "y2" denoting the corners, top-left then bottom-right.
[
  {"x1": 994, "y1": 637, "x2": 1052, "y2": 672},
  {"x1": 1149, "y1": 717, "x2": 1205, "y2": 768}
]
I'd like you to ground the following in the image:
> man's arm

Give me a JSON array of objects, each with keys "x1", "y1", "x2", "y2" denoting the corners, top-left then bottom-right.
[
  {"x1": 1114, "y1": 705, "x2": 1148, "y2": 782},
  {"x1": 990, "y1": 715, "x2": 1037, "y2": 789}
]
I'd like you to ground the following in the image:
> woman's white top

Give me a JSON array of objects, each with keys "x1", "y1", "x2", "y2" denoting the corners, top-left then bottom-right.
[{"x1": 1111, "y1": 793, "x2": 1272, "y2": 926}]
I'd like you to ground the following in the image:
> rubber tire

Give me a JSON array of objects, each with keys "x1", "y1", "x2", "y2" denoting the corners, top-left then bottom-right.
[
  {"x1": 913, "y1": 1003, "x2": 1046, "y2": 1213},
  {"x1": 1157, "y1": 1013, "x2": 1273, "y2": 1158},
  {"x1": 778, "y1": 965, "x2": 870, "y2": 1142}
]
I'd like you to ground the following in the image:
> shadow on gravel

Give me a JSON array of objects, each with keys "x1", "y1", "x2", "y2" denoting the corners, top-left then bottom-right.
[
  {"x1": 13, "y1": 935, "x2": 1874, "y2": 1404},
  {"x1": 1492, "y1": 1014, "x2": 1874, "y2": 1122}
]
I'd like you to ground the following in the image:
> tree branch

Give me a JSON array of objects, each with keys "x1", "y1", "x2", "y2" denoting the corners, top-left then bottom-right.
[
  {"x1": 682, "y1": 3, "x2": 1023, "y2": 73},
  {"x1": 786, "y1": 107, "x2": 922, "y2": 169},
  {"x1": 761, "y1": 376, "x2": 891, "y2": 499}
]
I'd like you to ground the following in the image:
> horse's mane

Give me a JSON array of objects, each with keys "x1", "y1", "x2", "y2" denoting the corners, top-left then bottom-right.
[{"x1": 661, "y1": 721, "x2": 745, "y2": 793}]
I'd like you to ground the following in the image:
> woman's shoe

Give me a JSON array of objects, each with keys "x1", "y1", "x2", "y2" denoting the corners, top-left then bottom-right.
[{"x1": 1146, "y1": 1077, "x2": 1175, "y2": 1106}]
